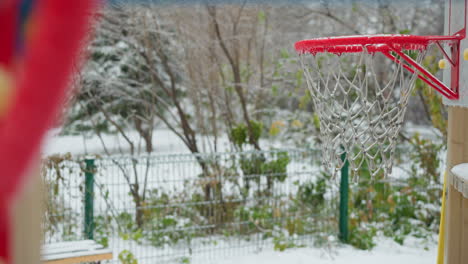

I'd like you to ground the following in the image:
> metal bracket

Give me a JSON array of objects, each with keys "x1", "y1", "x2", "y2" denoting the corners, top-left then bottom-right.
[{"x1": 383, "y1": 34, "x2": 464, "y2": 100}]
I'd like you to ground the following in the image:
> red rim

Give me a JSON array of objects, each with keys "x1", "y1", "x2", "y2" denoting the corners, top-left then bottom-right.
[{"x1": 295, "y1": 34, "x2": 463, "y2": 54}]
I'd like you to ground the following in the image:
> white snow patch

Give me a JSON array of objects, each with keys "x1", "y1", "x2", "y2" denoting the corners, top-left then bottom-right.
[
  {"x1": 43, "y1": 129, "x2": 190, "y2": 156},
  {"x1": 105, "y1": 236, "x2": 437, "y2": 264},
  {"x1": 452, "y1": 163, "x2": 468, "y2": 180},
  {"x1": 403, "y1": 124, "x2": 443, "y2": 141},
  {"x1": 202, "y1": 237, "x2": 436, "y2": 264},
  {"x1": 43, "y1": 128, "x2": 287, "y2": 156}
]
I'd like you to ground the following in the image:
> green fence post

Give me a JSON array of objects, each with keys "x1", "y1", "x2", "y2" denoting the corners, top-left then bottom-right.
[
  {"x1": 339, "y1": 152, "x2": 349, "y2": 243},
  {"x1": 84, "y1": 158, "x2": 95, "y2": 240}
]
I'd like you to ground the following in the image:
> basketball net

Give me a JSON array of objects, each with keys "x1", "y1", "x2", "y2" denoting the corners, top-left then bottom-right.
[{"x1": 300, "y1": 49, "x2": 425, "y2": 177}]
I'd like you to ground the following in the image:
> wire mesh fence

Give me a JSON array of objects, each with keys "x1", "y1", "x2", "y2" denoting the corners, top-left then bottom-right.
[{"x1": 41, "y1": 148, "x2": 442, "y2": 263}]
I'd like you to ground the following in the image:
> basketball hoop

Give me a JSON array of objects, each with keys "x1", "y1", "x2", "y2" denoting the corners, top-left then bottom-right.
[{"x1": 295, "y1": 34, "x2": 463, "y2": 177}]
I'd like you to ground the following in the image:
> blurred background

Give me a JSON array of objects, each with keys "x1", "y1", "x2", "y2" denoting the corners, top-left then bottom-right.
[{"x1": 42, "y1": 1, "x2": 445, "y2": 263}]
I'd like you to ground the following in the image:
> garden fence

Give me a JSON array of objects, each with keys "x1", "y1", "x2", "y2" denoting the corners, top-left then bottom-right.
[{"x1": 42, "y1": 148, "x2": 442, "y2": 264}]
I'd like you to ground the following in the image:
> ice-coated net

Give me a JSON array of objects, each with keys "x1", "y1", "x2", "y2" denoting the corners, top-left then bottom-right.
[{"x1": 300, "y1": 48, "x2": 426, "y2": 178}]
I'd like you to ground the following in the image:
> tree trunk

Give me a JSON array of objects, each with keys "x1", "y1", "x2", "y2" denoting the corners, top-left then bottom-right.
[{"x1": 134, "y1": 194, "x2": 144, "y2": 228}]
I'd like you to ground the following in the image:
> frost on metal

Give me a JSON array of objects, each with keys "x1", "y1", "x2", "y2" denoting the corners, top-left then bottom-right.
[{"x1": 300, "y1": 50, "x2": 425, "y2": 178}]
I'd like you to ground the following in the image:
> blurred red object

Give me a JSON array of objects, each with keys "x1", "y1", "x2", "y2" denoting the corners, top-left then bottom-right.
[{"x1": 0, "y1": 0, "x2": 95, "y2": 262}]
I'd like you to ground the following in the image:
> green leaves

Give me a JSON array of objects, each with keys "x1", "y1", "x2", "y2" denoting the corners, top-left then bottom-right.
[
  {"x1": 269, "y1": 120, "x2": 285, "y2": 136},
  {"x1": 231, "y1": 124, "x2": 248, "y2": 147},
  {"x1": 295, "y1": 69, "x2": 303, "y2": 88},
  {"x1": 280, "y1": 49, "x2": 290, "y2": 59},
  {"x1": 312, "y1": 113, "x2": 321, "y2": 132},
  {"x1": 249, "y1": 120, "x2": 263, "y2": 144},
  {"x1": 119, "y1": 228, "x2": 143, "y2": 243},
  {"x1": 118, "y1": 250, "x2": 139, "y2": 264},
  {"x1": 271, "y1": 84, "x2": 279, "y2": 96},
  {"x1": 297, "y1": 177, "x2": 327, "y2": 209},
  {"x1": 298, "y1": 90, "x2": 311, "y2": 110},
  {"x1": 257, "y1": 10, "x2": 266, "y2": 23},
  {"x1": 348, "y1": 225, "x2": 377, "y2": 250},
  {"x1": 261, "y1": 151, "x2": 290, "y2": 182},
  {"x1": 230, "y1": 120, "x2": 263, "y2": 147},
  {"x1": 399, "y1": 29, "x2": 411, "y2": 34}
]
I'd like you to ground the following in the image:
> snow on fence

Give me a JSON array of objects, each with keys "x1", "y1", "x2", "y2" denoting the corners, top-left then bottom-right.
[{"x1": 41, "y1": 148, "x2": 442, "y2": 264}]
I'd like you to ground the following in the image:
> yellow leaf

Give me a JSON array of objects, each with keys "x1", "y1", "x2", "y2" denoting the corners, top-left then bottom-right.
[
  {"x1": 291, "y1": 119, "x2": 303, "y2": 128},
  {"x1": 269, "y1": 120, "x2": 286, "y2": 136}
]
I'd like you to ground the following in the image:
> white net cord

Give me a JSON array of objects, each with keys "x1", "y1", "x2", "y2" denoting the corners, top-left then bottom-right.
[{"x1": 300, "y1": 48, "x2": 426, "y2": 178}]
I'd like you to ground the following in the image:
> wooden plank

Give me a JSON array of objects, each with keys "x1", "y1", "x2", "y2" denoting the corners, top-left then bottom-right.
[
  {"x1": 461, "y1": 197, "x2": 468, "y2": 262},
  {"x1": 43, "y1": 249, "x2": 112, "y2": 261},
  {"x1": 43, "y1": 247, "x2": 111, "y2": 259},
  {"x1": 12, "y1": 161, "x2": 42, "y2": 264},
  {"x1": 43, "y1": 252, "x2": 113, "y2": 264},
  {"x1": 42, "y1": 240, "x2": 113, "y2": 264},
  {"x1": 446, "y1": 185, "x2": 462, "y2": 264},
  {"x1": 445, "y1": 106, "x2": 468, "y2": 264}
]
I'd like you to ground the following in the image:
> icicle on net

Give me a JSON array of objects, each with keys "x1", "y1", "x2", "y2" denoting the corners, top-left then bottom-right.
[{"x1": 300, "y1": 48, "x2": 425, "y2": 178}]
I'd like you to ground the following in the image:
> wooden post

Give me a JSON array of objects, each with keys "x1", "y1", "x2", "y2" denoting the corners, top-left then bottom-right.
[
  {"x1": 11, "y1": 159, "x2": 43, "y2": 264},
  {"x1": 445, "y1": 106, "x2": 468, "y2": 264}
]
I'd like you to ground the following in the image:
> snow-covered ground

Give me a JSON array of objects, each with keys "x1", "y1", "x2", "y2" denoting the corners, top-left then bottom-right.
[
  {"x1": 43, "y1": 129, "x2": 194, "y2": 156},
  {"x1": 215, "y1": 238, "x2": 436, "y2": 264},
  {"x1": 43, "y1": 123, "x2": 442, "y2": 157},
  {"x1": 402, "y1": 123, "x2": 443, "y2": 141},
  {"x1": 43, "y1": 127, "x2": 298, "y2": 156},
  {"x1": 43, "y1": 126, "x2": 442, "y2": 264},
  {"x1": 107, "y1": 235, "x2": 437, "y2": 264}
]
